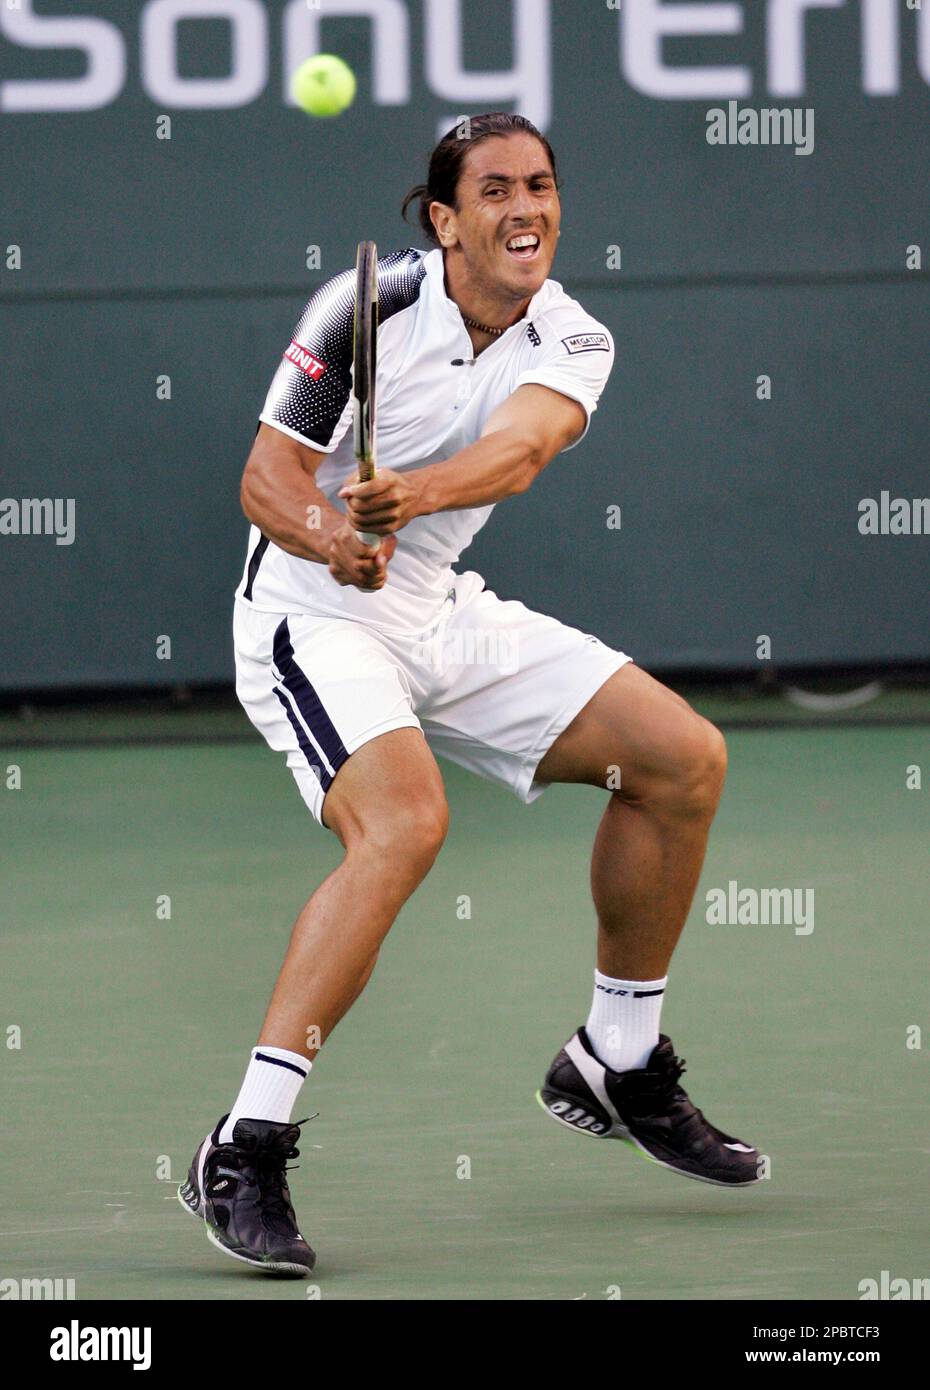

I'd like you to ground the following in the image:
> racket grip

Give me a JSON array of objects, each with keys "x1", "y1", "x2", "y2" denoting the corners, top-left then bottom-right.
[{"x1": 356, "y1": 529, "x2": 382, "y2": 549}]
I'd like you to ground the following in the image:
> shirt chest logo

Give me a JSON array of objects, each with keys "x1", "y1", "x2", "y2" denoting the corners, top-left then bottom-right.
[
  {"x1": 562, "y1": 332, "x2": 610, "y2": 355},
  {"x1": 284, "y1": 341, "x2": 328, "y2": 380}
]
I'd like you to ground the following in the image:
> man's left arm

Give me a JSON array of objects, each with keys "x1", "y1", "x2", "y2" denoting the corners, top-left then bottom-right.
[{"x1": 338, "y1": 384, "x2": 586, "y2": 535}]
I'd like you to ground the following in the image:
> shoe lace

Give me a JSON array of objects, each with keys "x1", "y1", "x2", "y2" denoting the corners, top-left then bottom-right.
[
  {"x1": 647, "y1": 1055, "x2": 718, "y2": 1140},
  {"x1": 255, "y1": 1154, "x2": 297, "y2": 1225},
  {"x1": 258, "y1": 1115, "x2": 316, "y2": 1223},
  {"x1": 222, "y1": 1115, "x2": 316, "y2": 1231},
  {"x1": 632, "y1": 1055, "x2": 691, "y2": 1119}
]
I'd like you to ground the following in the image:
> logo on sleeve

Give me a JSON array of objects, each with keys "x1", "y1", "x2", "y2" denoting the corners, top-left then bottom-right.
[
  {"x1": 562, "y1": 333, "x2": 610, "y2": 355},
  {"x1": 284, "y1": 341, "x2": 328, "y2": 380}
]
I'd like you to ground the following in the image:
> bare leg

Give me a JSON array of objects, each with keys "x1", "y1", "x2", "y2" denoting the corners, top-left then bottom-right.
[
  {"x1": 588, "y1": 777, "x2": 723, "y2": 979},
  {"x1": 535, "y1": 664, "x2": 727, "y2": 979},
  {"x1": 257, "y1": 728, "x2": 448, "y2": 1059}
]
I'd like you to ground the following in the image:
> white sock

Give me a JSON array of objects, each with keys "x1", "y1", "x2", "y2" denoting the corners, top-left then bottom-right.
[
  {"x1": 219, "y1": 1046, "x2": 311, "y2": 1144},
  {"x1": 585, "y1": 970, "x2": 668, "y2": 1073}
]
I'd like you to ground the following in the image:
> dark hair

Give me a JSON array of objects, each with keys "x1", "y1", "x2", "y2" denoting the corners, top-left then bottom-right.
[{"x1": 401, "y1": 112, "x2": 559, "y2": 246}]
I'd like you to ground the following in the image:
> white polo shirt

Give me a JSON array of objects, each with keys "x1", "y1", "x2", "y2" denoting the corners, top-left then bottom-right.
[{"x1": 236, "y1": 246, "x2": 614, "y2": 633}]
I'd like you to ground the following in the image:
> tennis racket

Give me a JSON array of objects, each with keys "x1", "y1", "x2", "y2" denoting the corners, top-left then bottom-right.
[{"x1": 352, "y1": 239, "x2": 381, "y2": 549}]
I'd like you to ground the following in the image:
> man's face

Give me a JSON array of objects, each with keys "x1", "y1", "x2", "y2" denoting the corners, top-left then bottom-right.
[{"x1": 432, "y1": 133, "x2": 561, "y2": 300}]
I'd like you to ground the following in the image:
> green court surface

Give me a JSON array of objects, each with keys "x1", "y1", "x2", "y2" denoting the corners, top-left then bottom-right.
[{"x1": 1, "y1": 710, "x2": 927, "y2": 1301}]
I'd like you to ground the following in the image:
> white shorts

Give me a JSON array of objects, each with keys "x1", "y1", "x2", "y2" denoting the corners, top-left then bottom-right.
[{"x1": 233, "y1": 572, "x2": 632, "y2": 826}]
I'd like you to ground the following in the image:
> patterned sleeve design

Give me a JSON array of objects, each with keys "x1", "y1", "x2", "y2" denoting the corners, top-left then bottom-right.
[{"x1": 260, "y1": 247, "x2": 428, "y2": 451}]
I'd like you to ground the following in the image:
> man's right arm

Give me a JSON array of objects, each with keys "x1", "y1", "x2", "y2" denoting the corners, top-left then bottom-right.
[
  {"x1": 240, "y1": 423, "x2": 395, "y2": 590},
  {"x1": 241, "y1": 423, "x2": 343, "y2": 563},
  {"x1": 246, "y1": 257, "x2": 428, "y2": 588}
]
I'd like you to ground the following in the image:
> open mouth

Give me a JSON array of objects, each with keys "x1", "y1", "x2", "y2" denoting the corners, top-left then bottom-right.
[{"x1": 505, "y1": 233, "x2": 541, "y2": 261}]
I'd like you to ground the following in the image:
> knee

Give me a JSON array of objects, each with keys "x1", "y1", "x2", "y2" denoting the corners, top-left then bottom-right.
[
  {"x1": 629, "y1": 715, "x2": 726, "y2": 821},
  {"x1": 351, "y1": 795, "x2": 449, "y2": 878},
  {"x1": 410, "y1": 797, "x2": 450, "y2": 868},
  {"x1": 670, "y1": 717, "x2": 727, "y2": 819}
]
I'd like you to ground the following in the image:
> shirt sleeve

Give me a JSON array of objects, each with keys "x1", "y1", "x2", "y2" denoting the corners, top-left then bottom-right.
[
  {"x1": 513, "y1": 324, "x2": 615, "y2": 452},
  {"x1": 259, "y1": 268, "x2": 356, "y2": 453}
]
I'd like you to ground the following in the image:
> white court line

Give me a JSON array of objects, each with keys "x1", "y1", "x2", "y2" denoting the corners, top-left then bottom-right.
[{"x1": 0, "y1": 1225, "x2": 112, "y2": 1237}]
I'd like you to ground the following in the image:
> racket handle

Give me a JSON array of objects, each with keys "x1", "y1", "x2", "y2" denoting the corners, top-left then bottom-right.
[{"x1": 356, "y1": 529, "x2": 382, "y2": 549}]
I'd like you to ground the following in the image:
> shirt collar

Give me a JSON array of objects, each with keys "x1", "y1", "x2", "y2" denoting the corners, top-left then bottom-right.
[{"x1": 422, "y1": 246, "x2": 551, "y2": 332}]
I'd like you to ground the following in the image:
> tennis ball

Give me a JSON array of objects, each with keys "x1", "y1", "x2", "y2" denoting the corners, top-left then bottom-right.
[{"x1": 291, "y1": 54, "x2": 357, "y2": 118}]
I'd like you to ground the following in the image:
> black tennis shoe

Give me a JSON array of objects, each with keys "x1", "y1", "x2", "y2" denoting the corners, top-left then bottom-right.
[
  {"x1": 537, "y1": 1028, "x2": 762, "y2": 1187},
  {"x1": 178, "y1": 1115, "x2": 316, "y2": 1275}
]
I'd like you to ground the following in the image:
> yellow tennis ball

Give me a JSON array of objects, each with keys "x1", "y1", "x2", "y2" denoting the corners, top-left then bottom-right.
[{"x1": 291, "y1": 54, "x2": 356, "y2": 118}]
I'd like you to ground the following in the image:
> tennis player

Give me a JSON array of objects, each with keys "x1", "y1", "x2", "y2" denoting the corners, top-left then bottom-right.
[{"x1": 179, "y1": 112, "x2": 760, "y2": 1276}]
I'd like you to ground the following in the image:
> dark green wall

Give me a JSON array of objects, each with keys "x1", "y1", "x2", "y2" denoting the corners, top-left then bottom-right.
[{"x1": 2, "y1": 1, "x2": 928, "y2": 689}]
